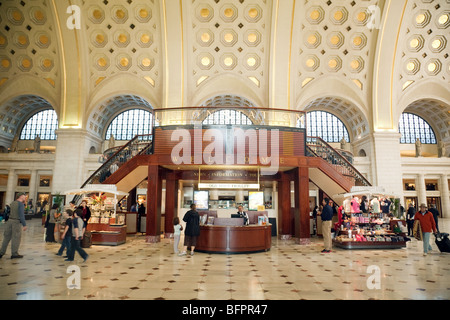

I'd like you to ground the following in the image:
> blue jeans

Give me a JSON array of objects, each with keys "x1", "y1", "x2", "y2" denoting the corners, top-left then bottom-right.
[
  {"x1": 67, "y1": 237, "x2": 88, "y2": 261},
  {"x1": 422, "y1": 232, "x2": 433, "y2": 253},
  {"x1": 57, "y1": 236, "x2": 71, "y2": 256}
]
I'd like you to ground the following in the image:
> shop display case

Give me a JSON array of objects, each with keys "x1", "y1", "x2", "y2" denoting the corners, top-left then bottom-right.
[
  {"x1": 332, "y1": 187, "x2": 410, "y2": 250},
  {"x1": 63, "y1": 184, "x2": 129, "y2": 246}
]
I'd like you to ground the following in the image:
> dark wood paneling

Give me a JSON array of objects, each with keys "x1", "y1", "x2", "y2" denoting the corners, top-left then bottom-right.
[{"x1": 195, "y1": 225, "x2": 271, "y2": 253}]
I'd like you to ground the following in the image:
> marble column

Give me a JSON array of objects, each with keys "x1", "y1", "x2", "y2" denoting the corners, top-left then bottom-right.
[
  {"x1": 28, "y1": 170, "x2": 38, "y2": 207},
  {"x1": 416, "y1": 173, "x2": 427, "y2": 206},
  {"x1": 439, "y1": 174, "x2": 449, "y2": 219},
  {"x1": 5, "y1": 168, "x2": 16, "y2": 205}
]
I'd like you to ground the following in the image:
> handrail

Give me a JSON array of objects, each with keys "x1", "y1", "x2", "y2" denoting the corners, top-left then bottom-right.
[
  {"x1": 73, "y1": 134, "x2": 153, "y2": 203},
  {"x1": 306, "y1": 136, "x2": 371, "y2": 187}
]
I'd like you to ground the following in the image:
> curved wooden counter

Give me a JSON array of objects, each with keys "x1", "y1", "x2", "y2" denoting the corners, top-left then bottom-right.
[{"x1": 195, "y1": 224, "x2": 272, "y2": 254}]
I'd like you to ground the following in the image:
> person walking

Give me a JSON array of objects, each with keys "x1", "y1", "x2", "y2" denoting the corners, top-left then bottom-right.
[
  {"x1": 406, "y1": 203, "x2": 416, "y2": 236},
  {"x1": 65, "y1": 209, "x2": 89, "y2": 262},
  {"x1": 56, "y1": 209, "x2": 73, "y2": 257},
  {"x1": 414, "y1": 203, "x2": 437, "y2": 256},
  {"x1": 428, "y1": 204, "x2": 440, "y2": 233},
  {"x1": 179, "y1": 204, "x2": 200, "y2": 256},
  {"x1": 0, "y1": 193, "x2": 28, "y2": 259},
  {"x1": 45, "y1": 203, "x2": 59, "y2": 243},
  {"x1": 318, "y1": 198, "x2": 333, "y2": 253},
  {"x1": 173, "y1": 217, "x2": 183, "y2": 254}
]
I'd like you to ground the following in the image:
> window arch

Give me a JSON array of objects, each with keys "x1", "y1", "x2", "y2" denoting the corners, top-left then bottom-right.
[
  {"x1": 20, "y1": 109, "x2": 58, "y2": 140},
  {"x1": 105, "y1": 109, "x2": 153, "y2": 140},
  {"x1": 306, "y1": 111, "x2": 350, "y2": 143},
  {"x1": 202, "y1": 109, "x2": 253, "y2": 125},
  {"x1": 398, "y1": 113, "x2": 436, "y2": 144}
]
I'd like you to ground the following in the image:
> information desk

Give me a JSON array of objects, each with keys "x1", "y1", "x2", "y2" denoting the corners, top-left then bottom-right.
[
  {"x1": 86, "y1": 223, "x2": 127, "y2": 246},
  {"x1": 195, "y1": 224, "x2": 272, "y2": 254}
]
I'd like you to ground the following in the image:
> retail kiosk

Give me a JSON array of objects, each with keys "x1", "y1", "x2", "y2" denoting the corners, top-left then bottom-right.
[
  {"x1": 332, "y1": 187, "x2": 410, "y2": 250},
  {"x1": 64, "y1": 184, "x2": 128, "y2": 246}
]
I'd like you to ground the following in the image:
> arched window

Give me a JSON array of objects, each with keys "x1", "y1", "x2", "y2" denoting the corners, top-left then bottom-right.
[
  {"x1": 105, "y1": 109, "x2": 153, "y2": 140},
  {"x1": 399, "y1": 113, "x2": 436, "y2": 144},
  {"x1": 306, "y1": 111, "x2": 350, "y2": 143},
  {"x1": 202, "y1": 109, "x2": 253, "y2": 125},
  {"x1": 20, "y1": 109, "x2": 58, "y2": 140}
]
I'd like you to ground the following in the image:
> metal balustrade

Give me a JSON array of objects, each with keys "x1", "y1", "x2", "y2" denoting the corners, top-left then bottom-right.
[
  {"x1": 73, "y1": 134, "x2": 153, "y2": 203},
  {"x1": 306, "y1": 136, "x2": 371, "y2": 187}
]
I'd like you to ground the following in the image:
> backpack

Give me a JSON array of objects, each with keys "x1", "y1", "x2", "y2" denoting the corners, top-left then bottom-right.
[
  {"x1": 71, "y1": 217, "x2": 84, "y2": 238},
  {"x1": 3, "y1": 205, "x2": 10, "y2": 221}
]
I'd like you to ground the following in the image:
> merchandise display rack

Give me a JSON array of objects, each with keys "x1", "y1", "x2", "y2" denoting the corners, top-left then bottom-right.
[
  {"x1": 63, "y1": 184, "x2": 128, "y2": 246},
  {"x1": 332, "y1": 187, "x2": 410, "y2": 250}
]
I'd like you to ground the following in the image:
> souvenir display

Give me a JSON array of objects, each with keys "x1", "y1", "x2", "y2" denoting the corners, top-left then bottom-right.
[{"x1": 333, "y1": 192, "x2": 410, "y2": 250}]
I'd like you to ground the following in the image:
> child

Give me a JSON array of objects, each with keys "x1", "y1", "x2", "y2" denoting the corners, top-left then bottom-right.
[
  {"x1": 56, "y1": 209, "x2": 73, "y2": 257},
  {"x1": 173, "y1": 217, "x2": 183, "y2": 254}
]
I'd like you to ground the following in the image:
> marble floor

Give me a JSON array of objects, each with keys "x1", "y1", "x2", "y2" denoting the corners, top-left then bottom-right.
[{"x1": 0, "y1": 218, "x2": 449, "y2": 300}]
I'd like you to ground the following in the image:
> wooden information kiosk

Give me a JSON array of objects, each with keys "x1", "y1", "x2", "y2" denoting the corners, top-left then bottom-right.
[{"x1": 196, "y1": 223, "x2": 271, "y2": 254}]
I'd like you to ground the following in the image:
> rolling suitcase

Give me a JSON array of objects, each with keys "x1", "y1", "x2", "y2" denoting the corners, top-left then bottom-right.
[{"x1": 434, "y1": 232, "x2": 450, "y2": 253}]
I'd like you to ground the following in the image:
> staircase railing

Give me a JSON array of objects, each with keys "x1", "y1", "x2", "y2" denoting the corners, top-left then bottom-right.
[
  {"x1": 306, "y1": 136, "x2": 371, "y2": 187},
  {"x1": 72, "y1": 134, "x2": 153, "y2": 203}
]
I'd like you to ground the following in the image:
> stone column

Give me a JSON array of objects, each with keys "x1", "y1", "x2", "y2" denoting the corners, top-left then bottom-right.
[
  {"x1": 28, "y1": 170, "x2": 38, "y2": 207},
  {"x1": 371, "y1": 132, "x2": 404, "y2": 199},
  {"x1": 416, "y1": 173, "x2": 427, "y2": 206},
  {"x1": 52, "y1": 129, "x2": 102, "y2": 199},
  {"x1": 5, "y1": 169, "x2": 16, "y2": 205},
  {"x1": 439, "y1": 174, "x2": 449, "y2": 218}
]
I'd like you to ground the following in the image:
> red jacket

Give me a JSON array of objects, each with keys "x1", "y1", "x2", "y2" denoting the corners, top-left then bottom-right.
[{"x1": 414, "y1": 211, "x2": 437, "y2": 233}]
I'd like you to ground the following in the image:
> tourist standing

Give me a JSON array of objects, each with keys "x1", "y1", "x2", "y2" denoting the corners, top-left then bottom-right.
[
  {"x1": 78, "y1": 200, "x2": 91, "y2": 228},
  {"x1": 318, "y1": 198, "x2": 333, "y2": 253},
  {"x1": 45, "y1": 203, "x2": 59, "y2": 243},
  {"x1": 0, "y1": 193, "x2": 28, "y2": 259},
  {"x1": 179, "y1": 204, "x2": 200, "y2": 256}
]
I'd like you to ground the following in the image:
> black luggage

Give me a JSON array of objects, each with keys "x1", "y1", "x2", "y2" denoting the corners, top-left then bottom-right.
[
  {"x1": 434, "y1": 232, "x2": 450, "y2": 253},
  {"x1": 81, "y1": 231, "x2": 92, "y2": 248}
]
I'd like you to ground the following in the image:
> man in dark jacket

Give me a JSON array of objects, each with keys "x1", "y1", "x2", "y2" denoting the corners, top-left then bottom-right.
[
  {"x1": 428, "y1": 204, "x2": 440, "y2": 233},
  {"x1": 179, "y1": 204, "x2": 200, "y2": 256},
  {"x1": 318, "y1": 198, "x2": 333, "y2": 253},
  {"x1": 406, "y1": 203, "x2": 416, "y2": 236}
]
